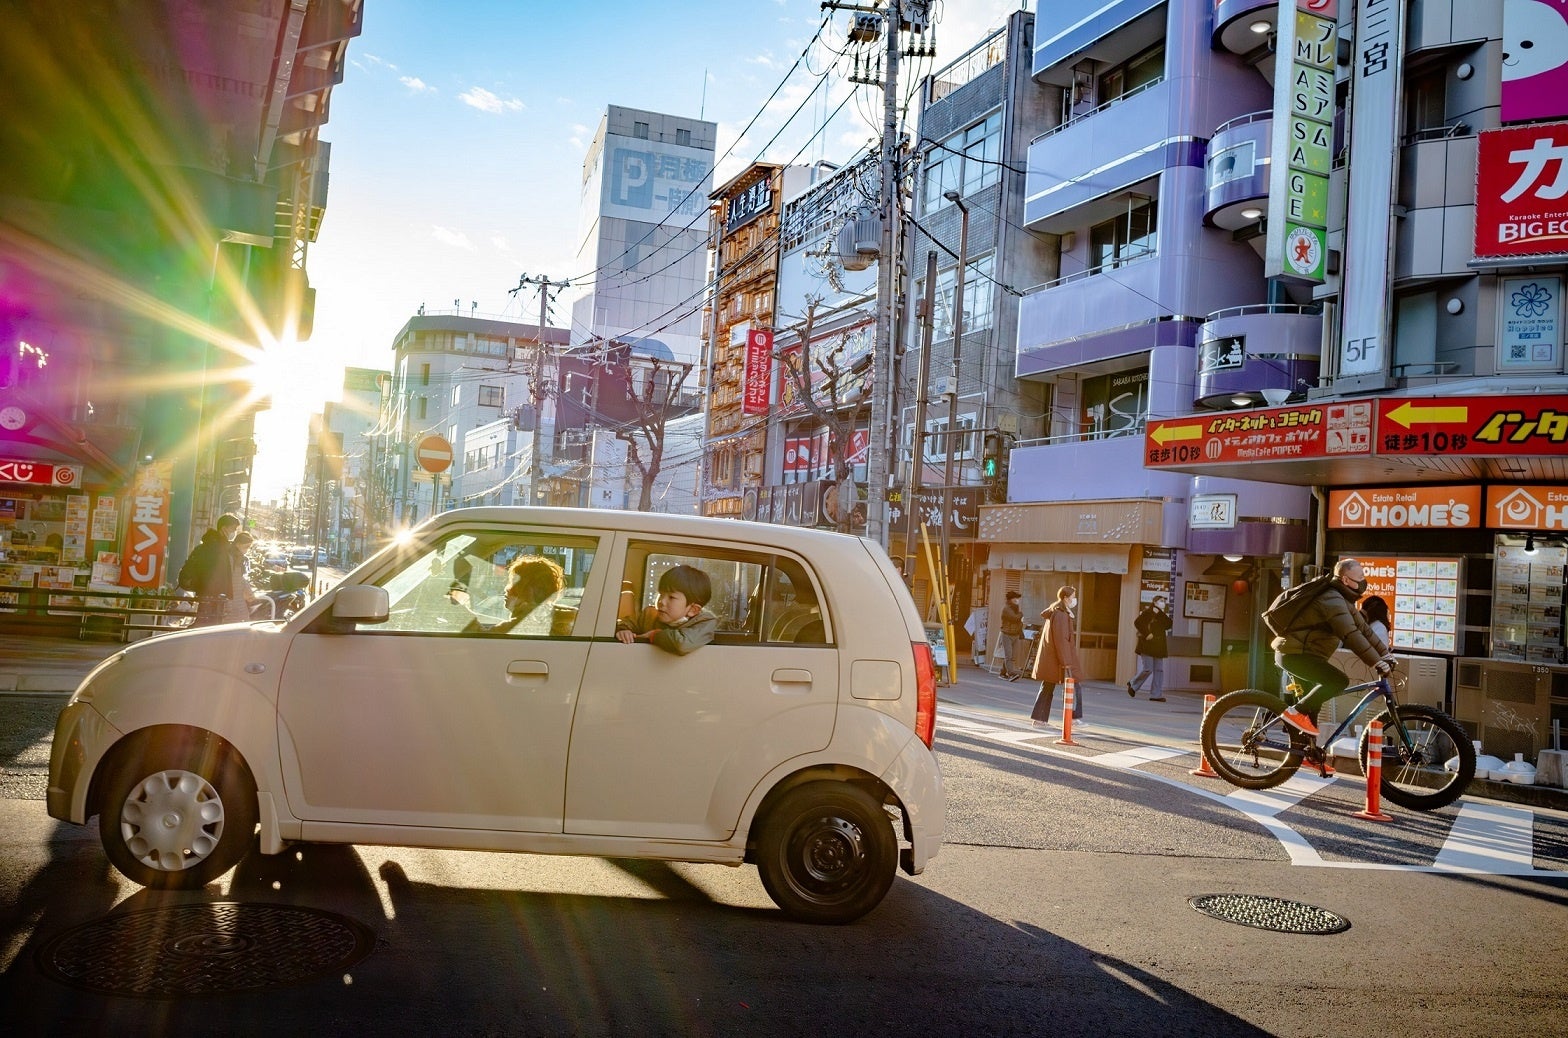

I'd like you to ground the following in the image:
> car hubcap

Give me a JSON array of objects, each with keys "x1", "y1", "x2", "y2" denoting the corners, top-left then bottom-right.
[
  {"x1": 799, "y1": 815, "x2": 864, "y2": 886},
  {"x1": 120, "y1": 769, "x2": 224, "y2": 872}
]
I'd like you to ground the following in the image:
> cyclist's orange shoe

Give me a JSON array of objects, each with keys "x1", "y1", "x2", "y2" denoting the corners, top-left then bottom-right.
[{"x1": 1280, "y1": 707, "x2": 1319, "y2": 737}]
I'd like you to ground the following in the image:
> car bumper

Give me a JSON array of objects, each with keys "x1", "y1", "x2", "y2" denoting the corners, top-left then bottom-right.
[
  {"x1": 46, "y1": 701, "x2": 122, "y2": 823},
  {"x1": 882, "y1": 735, "x2": 945, "y2": 875}
]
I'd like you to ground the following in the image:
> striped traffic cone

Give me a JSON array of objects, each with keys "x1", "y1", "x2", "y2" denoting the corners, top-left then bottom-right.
[
  {"x1": 1190, "y1": 694, "x2": 1219, "y2": 777},
  {"x1": 1353, "y1": 719, "x2": 1394, "y2": 821},
  {"x1": 1056, "y1": 673, "x2": 1080, "y2": 746}
]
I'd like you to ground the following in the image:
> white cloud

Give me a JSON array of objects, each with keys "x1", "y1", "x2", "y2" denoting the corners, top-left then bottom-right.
[
  {"x1": 490, "y1": 234, "x2": 513, "y2": 253},
  {"x1": 400, "y1": 76, "x2": 433, "y2": 93},
  {"x1": 431, "y1": 225, "x2": 475, "y2": 251},
  {"x1": 458, "y1": 87, "x2": 525, "y2": 114}
]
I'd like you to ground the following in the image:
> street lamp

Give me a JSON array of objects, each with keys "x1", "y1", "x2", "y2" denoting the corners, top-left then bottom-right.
[{"x1": 938, "y1": 188, "x2": 970, "y2": 680}]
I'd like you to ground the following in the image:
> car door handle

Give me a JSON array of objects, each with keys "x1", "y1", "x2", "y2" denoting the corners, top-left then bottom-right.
[
  {"x1": 506, "y1": 661, "x2": 549, "y2": 678},
  {"x1": 771, "y1": 668, "x2": 813, "y2": 691}
]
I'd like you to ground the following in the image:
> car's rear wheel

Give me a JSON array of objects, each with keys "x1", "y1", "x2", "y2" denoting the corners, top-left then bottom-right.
[
  {"x1": 755, "y1": 782, "x2": 896, "y2": 924},
  {"x1": 99, "y1": 731, "x2": 257, "y2": 889}
]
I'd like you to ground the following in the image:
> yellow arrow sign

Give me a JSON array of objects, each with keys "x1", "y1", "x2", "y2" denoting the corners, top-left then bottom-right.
[
  {"x1": 1150, "y1": 423, "x2": 1203, "y2": 445},
  {"x1": 1383, "y1": 402, "x2": 1469, "y2": 429}
]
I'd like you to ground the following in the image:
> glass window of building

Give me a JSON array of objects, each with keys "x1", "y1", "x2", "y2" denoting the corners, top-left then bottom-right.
[
  {"x1": 924, "y1": 113, "x2": 1002, "y2": 211},
  {"x1": 478, "y1": 385, "x2": 504, "y2": 408},
  {"x1": 1098, "y1": 44, "x2": 1163, "y2": 103},
  {"x1": 633, "y1": 121, "x2": 649, "y2": 139},
  {"x1": 675, "y1": 127, "x2": 691, "y2": 146},
  {"x1": 1089, "y1": 200, "x2": 1158, "y2": 272}
]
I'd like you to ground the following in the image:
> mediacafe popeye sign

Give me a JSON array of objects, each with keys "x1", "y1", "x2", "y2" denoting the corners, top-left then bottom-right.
[{"x1": 1145, "y1": 394, "x2": 1568, "y2": 468}]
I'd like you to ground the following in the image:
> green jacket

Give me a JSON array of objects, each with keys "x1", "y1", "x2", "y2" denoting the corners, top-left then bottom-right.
[
  {"x1": 1269, "y1": 580, "x2": 1389, "y2": 666},
  {"x1": 626, "y1": 607, "x2": 718, "y2": 656}
]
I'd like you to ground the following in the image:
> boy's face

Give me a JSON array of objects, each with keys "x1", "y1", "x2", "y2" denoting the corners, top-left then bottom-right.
[{"x1": 655, "y1": 589, "x2": 700, "y2": 624}]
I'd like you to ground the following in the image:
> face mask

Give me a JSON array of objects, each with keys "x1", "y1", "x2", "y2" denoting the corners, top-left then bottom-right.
[{"x1": 1349, "y1": 578, "x2": 1368, "y2": 596}]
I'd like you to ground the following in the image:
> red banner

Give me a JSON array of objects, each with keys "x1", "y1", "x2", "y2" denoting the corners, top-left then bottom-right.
[
  {"x1": 1375, "y1": 394, "x2": 1568, "y2": 457},
  {"x1": 1145, "y1": 401, "x2": 1373, "y2": 467},
  {"x1": 741, "y1": 328, "x2": 773, "y2": 415},
  {"x1": 1475, "y1": 122, "x2": 1568, "y2": 260},
  {"x1": 119, "y1": 461, "x2": 173, "y2": 588}
]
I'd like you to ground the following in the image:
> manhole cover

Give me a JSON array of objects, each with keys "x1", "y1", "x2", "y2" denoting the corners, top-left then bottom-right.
[
  {"x1": 37, "y1": 902, "x2": 376, "y2": 998},
  {"x1": 1188, "y1": 893, "x2": 1350, "y2": 935}
]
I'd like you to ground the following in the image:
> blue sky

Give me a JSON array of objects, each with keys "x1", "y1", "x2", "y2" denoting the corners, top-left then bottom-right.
[{"x1": 251, "y1": 0, "x2": 1026, "y2": 497}]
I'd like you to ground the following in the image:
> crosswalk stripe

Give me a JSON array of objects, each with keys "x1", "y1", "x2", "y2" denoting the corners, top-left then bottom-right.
[
  {"x1": 1225, "y1": 772, "x2": 1338, "y2": 818},
  {"x1": 1433, "y1": 801, "x2": 1536, "y2": 873},
  {"x1": 1095, "y1": 746, "x2": 1189, "y2": 769}
]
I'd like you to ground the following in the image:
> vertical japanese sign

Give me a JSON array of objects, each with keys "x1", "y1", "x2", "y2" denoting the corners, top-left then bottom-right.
[
  {"x1": 1340, "y1": 0, "x2": 1405, "y2": 378},
  {"x1": 1501, "y1": 0, "x2": 1568, "y2": 123},
  {"x1": 1266, "y1": 0, "x2": 1336, "y2": 284},
  {"x1": 741, "y1": 327, "x2": 773, "y2": 415},
  {"x1": 119, "y1": 461, "x2": 172, "y2": 588},
  {"x1": 1475, "y1": 122, "x2": 1568, "y2": 261}
]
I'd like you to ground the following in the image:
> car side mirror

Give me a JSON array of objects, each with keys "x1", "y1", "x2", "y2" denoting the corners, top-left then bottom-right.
[{"x1": 331, "y1": 585, "x2": 389, "y2": 624}]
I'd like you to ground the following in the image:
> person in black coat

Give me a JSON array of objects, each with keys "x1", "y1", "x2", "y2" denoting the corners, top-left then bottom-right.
[
  {"x1": 180, "y1": 513, "x2": 241, "y2": 626},
  {"x1": 1126, "y1": 595, "x2": 1172, "y2": 701}
]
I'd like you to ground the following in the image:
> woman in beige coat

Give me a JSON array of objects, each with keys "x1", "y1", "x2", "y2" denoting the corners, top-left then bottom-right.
[{"x1": 1029, "y1": 585, "x2": 1083, "y2": 727}]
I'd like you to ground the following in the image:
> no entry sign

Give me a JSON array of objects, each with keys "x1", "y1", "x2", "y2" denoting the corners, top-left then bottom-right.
[{"x1": 416, "y1": 434, "x2": 453, "y2": 474}]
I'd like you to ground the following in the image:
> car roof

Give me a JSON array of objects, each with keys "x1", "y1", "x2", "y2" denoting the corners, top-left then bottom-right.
[{"x1": 416, "y1": 507, "x2": 875, "y2": 558}]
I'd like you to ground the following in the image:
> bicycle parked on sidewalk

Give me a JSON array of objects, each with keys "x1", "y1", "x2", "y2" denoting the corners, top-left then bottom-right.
[{"x1": 1199, "y1": 668, "x2": 1477, "y2": 811}]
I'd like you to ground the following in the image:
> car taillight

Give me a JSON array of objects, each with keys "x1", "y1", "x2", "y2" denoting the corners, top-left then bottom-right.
[{"x1": 912, "y1": 641, "x2": 937, "y2": 747}]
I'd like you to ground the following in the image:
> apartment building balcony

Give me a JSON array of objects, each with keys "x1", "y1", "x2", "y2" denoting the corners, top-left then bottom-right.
[
  {"x1": 1025, "y1": 80, "x2": 1187, "y2": 230},
  {"x1": 1008, "y1": 424, "x2": 1193, "y2": 505},
  {"x1": 1194, "y1": 303, "x2": 1321, "y2": 410},
  {"x1": 1211, "y1": 0, "x2": 1280, "y2": 57},
  {"x1": 1204, "y1": 111, "x2": 1270, "y2": 231}
]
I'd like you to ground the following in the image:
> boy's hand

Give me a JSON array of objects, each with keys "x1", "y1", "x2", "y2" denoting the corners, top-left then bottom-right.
[{"x1": 616, "y1": 629, "x2": 639, "y2": 644}]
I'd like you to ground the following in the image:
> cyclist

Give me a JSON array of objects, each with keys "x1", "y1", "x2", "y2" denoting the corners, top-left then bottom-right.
[{"x1": 1267, "y1": 557, "x2": 1395, "y2": 737}]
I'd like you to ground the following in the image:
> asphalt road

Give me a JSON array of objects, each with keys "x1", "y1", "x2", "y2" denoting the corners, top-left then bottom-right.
[{"x1": 2, "y1": 689, "x2": 1566, "y2": 1035}]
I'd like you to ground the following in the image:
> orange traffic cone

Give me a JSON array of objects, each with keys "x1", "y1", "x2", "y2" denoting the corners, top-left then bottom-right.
[
  {"x1": 1190, "y1": 694, "x2": 1219, "y2": 777},
  {"x1": 1353, "y1": 719, "x2": 1394, "y2": 821},
  {"x1": 1056, "y1": 673, "x2": 1080, "y2": 746}
]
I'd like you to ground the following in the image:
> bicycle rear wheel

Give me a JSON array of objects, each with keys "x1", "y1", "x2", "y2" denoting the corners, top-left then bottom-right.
[
  {"x1": 1200, "y1": 689, "x2": 1308, "y2": 790},
  {"x1": 1358, "y1": 704, "x2": 1473, "y2": 811}
]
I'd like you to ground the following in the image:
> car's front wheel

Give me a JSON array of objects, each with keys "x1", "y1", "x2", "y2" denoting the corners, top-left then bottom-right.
[
  {"x1": 98, "y1": 730, "x2": 257, "y2": 889},
  {"x1": 755, "y1": 782, "x2": 897, "y2": 924}
]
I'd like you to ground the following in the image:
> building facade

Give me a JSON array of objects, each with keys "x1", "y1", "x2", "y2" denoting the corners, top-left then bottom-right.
[
  {"x1": 372, "y1": 312, "x2": 568, "y2": 529},
  {"x1": 570, "y1": 106, "x2": 717, "y2": 367},
  {"x1": 0, "y1": 0, "x2": 357, "y2": 608}
]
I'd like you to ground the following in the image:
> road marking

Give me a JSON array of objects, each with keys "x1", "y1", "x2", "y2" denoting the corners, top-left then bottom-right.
[
  {"x1": 1226, "y1": 772, "x2": 1338, "y2": 818},
  {"x1": 1096, "y1": 746, "x2": 1188, "y2": 769},
  {"x1": 934, "y1": 707, "x2": 1565, "y2": 877},
  {"x1": 1433, "y1": 802, "x2": 1536, "y2": 873}
]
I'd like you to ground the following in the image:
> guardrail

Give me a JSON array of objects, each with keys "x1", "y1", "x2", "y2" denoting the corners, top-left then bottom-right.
[{"x1": 0, "y1": 586, "x2": 211, "y2": 642}]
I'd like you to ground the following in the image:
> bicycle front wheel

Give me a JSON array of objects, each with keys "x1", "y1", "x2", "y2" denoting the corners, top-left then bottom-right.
[
  {"x1": 1359, "y1": 704, "x2": 1474, "y2": 811},
  {"x1": 1200, "y1": 689, "x2": 1308, "y2": 790}
]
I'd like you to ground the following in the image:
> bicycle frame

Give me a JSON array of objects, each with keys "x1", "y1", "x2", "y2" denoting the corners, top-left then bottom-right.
[{"x1": 1285, "y1": 673, "x2": 1406, "y2": 751}]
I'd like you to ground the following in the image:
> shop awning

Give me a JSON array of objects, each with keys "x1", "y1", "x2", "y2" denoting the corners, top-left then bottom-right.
[{"x1": 986, "y1": 543, "x2": 1131, "y2": 574}]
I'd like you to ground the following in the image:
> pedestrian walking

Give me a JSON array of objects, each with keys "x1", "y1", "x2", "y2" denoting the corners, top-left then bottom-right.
[
  {"x1": 1029, "y1": 586, "x2": 1083, "y2": 726},
  {"x1": 964, "y1": 608, "x2": 989, "y2": 668},
  {"x1": 177, "y1": 512, "x2": 241, "y2": 627},
  {"x1": 1127, "y1": 594, "x2": 1171, "y2": 701},
  {"x1": 997, "y1": 591, "x2": 1024, "y2": 680}
]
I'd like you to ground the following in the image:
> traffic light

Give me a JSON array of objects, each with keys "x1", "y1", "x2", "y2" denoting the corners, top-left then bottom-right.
[{"x1": 981, "y1": 433, "x2": 1002, "y2": 481}]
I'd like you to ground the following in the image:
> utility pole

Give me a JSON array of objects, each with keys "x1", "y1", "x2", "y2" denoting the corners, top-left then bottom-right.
[
  {"x1": 510, "y1": 273, "x2": 569, "y2": 506},
  {"x1": 867, "y1": 0, "x2": 901, "y2": 548}
]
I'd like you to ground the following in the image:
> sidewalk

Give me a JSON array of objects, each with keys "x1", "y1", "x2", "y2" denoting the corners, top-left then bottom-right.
[{"x1": 0, "y1": 632, "x2": 125, "y2": 693}]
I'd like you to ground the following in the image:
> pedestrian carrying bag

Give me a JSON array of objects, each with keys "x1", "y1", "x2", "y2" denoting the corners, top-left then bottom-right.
[{"x1": 1261, "y1": 573, "x2": 1333, "y2": 638}]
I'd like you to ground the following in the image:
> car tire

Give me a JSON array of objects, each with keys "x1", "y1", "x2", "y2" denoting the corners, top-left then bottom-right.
[
  {"x1": 755, "y1": 782, "x2": 896, "y2": 925},
  {"x1": 98, "y1": 730, "x2": 257, "y2": 889}
]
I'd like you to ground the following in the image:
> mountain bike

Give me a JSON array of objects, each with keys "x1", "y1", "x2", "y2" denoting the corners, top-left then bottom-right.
[{"x1": 1199, "y1": 670, "x2": 1477, "y2": 811}]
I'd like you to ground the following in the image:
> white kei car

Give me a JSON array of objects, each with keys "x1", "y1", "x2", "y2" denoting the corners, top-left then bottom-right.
[{"x1": 48, "y1": 508, "x2": 945, "y2": 924}]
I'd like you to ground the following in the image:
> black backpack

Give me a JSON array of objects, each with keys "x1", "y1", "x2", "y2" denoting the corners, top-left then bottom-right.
[
  {"x1": 176, "y1": 549, "x2": 207, "y2": 592},
  {"x1": 1261, "y1": 573, "x2": 1334, "y2": 638}
]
